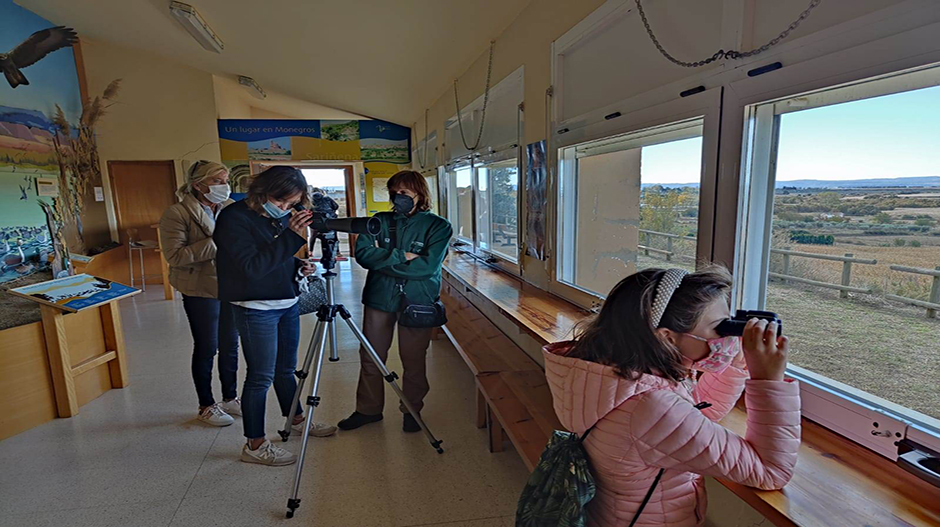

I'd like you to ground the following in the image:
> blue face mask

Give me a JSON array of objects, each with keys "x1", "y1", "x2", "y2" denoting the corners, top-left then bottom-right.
[{"x1": 263, "y1": 201, "x2": 290, "y2": 219}]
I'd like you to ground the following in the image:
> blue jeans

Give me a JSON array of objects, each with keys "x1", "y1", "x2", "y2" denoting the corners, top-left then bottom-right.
[
  {"x1": 181, "y1": 295, "x2": 239, "y2": 408},
  {"x1": 232, "y1": 303, "x2": 303, "y2": 439}
]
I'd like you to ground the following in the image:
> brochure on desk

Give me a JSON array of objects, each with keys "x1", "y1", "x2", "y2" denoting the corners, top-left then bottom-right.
[{"x1": 9, "y1": 274, "x2": 140, "y2": 312}]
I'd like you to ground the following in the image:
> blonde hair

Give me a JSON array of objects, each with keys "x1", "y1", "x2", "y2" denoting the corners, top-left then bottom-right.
[{"x1": 177, "y1": 160, "x2": 229, "y2": 199}]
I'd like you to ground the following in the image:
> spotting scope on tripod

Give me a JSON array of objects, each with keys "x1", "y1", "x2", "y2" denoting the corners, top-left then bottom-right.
[{"x1": 279, "y1": 193, "x2": 444, "y2": 519}]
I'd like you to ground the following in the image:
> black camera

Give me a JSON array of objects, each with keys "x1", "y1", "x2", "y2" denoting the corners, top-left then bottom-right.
[
  {"x1": 715, "y1": 310, "x2": 783, "y2": 337},
  {"x1": 294, "y1": 192, "x2": 380, "y2": 236}
]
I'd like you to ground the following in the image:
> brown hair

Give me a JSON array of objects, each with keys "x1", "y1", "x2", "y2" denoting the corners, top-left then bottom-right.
[
  {"x1": 387, "y1": 170, "x2": 432, "y2": 212},
  {"x1": 567, "y1": 266, "x2": 732, "y2": 383},
  {"x1": 245, "y1": 166, "x2": 310, "y2": 213}
]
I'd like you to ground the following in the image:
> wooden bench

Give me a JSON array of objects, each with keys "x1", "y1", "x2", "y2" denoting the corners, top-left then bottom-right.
[{"x1": 441, "y1": 265, "x2": 570, "y2": 470}]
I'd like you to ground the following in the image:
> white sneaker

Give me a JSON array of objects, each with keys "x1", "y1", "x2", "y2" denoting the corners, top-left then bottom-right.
[
  {"x1": 198, "y1": 404, "x2": 234, "y2": 427},
  {"x1": 293, "y1": 420, "x2": 338, "y2": 437},
  {"x1": 218, "y1": 398, "x2": 242, "y2": 417},
  {"x1": 241, "y1": 440, "x2": 297, "y2": 466}
]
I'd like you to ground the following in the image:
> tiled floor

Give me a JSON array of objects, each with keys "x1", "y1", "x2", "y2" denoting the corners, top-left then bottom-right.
[{"x1": 0, "y1": 262, "x2": 528, "y2": 527}]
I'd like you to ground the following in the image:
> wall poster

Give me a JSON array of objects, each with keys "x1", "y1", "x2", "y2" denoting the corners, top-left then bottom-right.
[
  {"x1": 525, "y1": 140, "x2": 547, "y2": 260},
  {"x1": 217, "y1": 118, "x2": 410, "y2": 215}
]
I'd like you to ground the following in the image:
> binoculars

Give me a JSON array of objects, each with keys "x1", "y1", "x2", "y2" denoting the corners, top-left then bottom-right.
[{"x1": 716, "y1": 310, "x2": 783, "y2": 337}]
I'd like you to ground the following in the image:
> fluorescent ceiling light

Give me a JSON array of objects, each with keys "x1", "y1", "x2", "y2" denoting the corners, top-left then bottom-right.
[
  {"x1": 238, "y1": 76, "x2": 266, "y2": 100},
  {"x1": 169, "y1": 1, "x2": 223, "y2": 53}
]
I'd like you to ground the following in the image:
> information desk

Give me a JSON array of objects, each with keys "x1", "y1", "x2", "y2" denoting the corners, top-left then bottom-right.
[{"x1": 442, "y1": 253, "x2": 940, "y2": 527}]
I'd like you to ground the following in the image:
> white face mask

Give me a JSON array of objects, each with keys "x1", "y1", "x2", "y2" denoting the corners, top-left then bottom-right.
[{"x1": 203, "y1": 184, "x2": 231, "y2": 204}]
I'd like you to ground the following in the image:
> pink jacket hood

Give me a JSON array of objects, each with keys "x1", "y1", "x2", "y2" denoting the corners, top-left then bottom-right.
[{"x1": 543, "y1": 341, "x2": 674, "y2": 434}]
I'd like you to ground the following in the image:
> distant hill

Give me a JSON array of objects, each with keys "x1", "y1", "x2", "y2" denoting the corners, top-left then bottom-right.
[
  {"x1": 643, "y1": 176, "x2": 940, "y2": 189},
  {"x1": 776, "y1": 176, "x2": 940, "y2": 189},
  {"x1": 0, "y1": 105, "x2": 55, "y2": 133}
]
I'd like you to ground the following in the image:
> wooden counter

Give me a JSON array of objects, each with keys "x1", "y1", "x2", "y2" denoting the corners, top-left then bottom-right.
[{"x1": 442, "y1": 252, "x2": 940, "y2": 527}]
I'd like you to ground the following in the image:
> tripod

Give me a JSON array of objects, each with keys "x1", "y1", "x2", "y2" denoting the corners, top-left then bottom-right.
[{"x1": 279, "y1": 232, "x2": 444, "y2": 519}]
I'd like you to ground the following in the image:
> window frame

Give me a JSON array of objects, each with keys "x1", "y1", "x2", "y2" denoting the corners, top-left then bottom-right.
[
  {"x1": 475, "y1": 151, "x2": 522, "y2": 269},
  {"x1": 548, "y1": 87, "x2": 723, "y2": 309},
  {"x1": 443, "y1": 150, "x2": 522, "y2": 276},
  {"x1": 731, "y1": 64, "x2": 940, "y2": 457}
]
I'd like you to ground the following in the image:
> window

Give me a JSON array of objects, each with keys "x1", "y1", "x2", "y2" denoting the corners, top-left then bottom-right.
[
  {"x1": 453, "y1": 166, "x2": 473, "y2": 242},
  {"x1": 477, "y1": 159, "x2": 519, "y2": 262},
  {"x1": 423, "y1": 174, "x2": 439, "y2": 216},
  {"x1": 557, "y1": 119, "x2": 704, "y2": 298},
  {"x1": 444, "y1": 157, "x2": 520, "y2": 265},
  {"x1": 738, "y1": 67, "x2": 940, "y2": 434}
]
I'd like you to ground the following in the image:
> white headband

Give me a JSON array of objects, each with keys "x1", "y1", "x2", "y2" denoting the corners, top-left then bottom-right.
[{"x1": 650, "y1": 269, "x2": 689, "y2": 328}]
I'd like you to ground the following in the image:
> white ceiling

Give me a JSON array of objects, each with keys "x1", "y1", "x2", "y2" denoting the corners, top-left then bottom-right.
[{"x1": 18, "y1": 0, "x2": 532, "y2": 125}]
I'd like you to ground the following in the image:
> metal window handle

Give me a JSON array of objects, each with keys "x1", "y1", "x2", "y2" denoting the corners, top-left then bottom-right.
[{"x1": 898, "y1": 441, "x2": 940, "y2": 488}]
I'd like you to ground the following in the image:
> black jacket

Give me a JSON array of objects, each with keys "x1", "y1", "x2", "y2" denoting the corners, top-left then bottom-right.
[{"x1": 214, "y1": 200, "x2": 305, "y2": 302}]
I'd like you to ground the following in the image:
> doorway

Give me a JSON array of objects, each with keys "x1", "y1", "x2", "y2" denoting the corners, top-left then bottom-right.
[
  {"x1": 108, "y1": 160, "x2": 177, "y2": 286},
  {"x1": 254, "y1": 163, "x2": 357, "y2": 256}
]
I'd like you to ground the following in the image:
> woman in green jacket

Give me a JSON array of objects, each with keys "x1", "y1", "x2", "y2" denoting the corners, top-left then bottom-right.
[{"x1": 339, "y1": 170, "x2": 453, "y2": 433}]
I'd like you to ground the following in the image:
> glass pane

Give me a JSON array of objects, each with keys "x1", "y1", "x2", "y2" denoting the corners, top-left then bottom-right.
[
  {"x1": 425, "y1": 176, "x2": 439, "y2": 215},
  {"x1": 477, "y1": 167, "x2": 491, "y2": 250},
  {"x1": 301, "y1": 168, "x2": 349, "y2": 255},
  {"x1": 558, "y1": 125, "x2": 703, "y2": 297},
  {"x1": 764, "y1": 85, "x2": 940, "y2": 420},
  {"x1": 455, "y1": 167, "x2": 473, "y2": 241},
  {"x1": 489, "y1": 160, "x2": 519, "y2": 261}
]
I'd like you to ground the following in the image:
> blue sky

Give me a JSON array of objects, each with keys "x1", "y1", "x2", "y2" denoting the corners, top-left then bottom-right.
[
  {"x1": 640, "y1": 84, "x2": 940, "y2": 184},
  {"x1": 0, "y1": 1, "x2": 82, "y2": 124}
]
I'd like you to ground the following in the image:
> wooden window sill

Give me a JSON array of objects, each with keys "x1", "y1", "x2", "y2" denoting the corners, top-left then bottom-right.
[{"x1": 443, "y1": 252, "x2": 940, "y2": 527}]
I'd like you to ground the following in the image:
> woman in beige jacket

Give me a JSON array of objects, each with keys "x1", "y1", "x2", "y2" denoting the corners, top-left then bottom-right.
[{"x1": 159, "y1": 161, "x2": 240, "y2": 427}]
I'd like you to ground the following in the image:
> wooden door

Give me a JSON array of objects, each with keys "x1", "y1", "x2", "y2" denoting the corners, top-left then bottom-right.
[{"x1": 108, "y1": 160, "x2": 177, "y2": 285}]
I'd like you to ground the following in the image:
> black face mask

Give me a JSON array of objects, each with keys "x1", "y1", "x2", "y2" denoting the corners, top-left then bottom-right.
[{"x1": 392, "y1": 193, "x2": 415, "y2": 214}]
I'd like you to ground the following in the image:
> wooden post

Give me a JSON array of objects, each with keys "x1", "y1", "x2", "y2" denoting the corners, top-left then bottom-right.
[
  {"x1": 40, "y1": 305, "x2": 79, "y2": 417},
  {"x1": 928, "y1": 266, "x2": 940, "y2": 319},
  {"x1": 782, "y1": 247, "x2": 791, "y2": 284},
  {"x1": 487, "y1": 406, "x2": 504, "y2": 452},
  {"x1": 643, "y1": 232, "x2": 650, "y2": 256},
  {"x1": 666, "y1": 237, "x2": 673, "y2": 262},
  {"x1": 476, "y1": 388, "x2": 487, "y2": 429},
  {"x1": 100, "y1": 301, "x2": 130, "y2": 388},
  {"x1": 841, "y1": 254, "x2": 853, "y2": 299}
]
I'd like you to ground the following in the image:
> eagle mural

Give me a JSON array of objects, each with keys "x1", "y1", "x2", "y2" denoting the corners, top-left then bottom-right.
[{"x1": 0, "y1": 26, "x2": 78, "y2": 88}]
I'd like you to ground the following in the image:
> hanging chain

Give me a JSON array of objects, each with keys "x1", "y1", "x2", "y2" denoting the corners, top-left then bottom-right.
[
  {"x1": 412, "y1": 108, "x2": 430, "y2": 169},
  {"x1": 635, "y1": 0, "x2": 822, "y2": 68},
  {"x1": 454, "y1": 40, "x2": 495, "y2": 152}
]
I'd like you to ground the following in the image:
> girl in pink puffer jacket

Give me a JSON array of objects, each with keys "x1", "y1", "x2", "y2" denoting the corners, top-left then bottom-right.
[{"x1": 544, "y1": 267, "x2": 801, "y2": 527}]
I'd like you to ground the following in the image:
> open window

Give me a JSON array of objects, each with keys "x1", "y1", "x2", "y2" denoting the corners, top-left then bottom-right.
[{"x1": 736, "y1": 64, "x2": 940, "y2": 456}]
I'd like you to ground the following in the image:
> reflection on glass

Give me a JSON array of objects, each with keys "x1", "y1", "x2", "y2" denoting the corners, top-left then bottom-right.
[
  {"x1": 455, "y1": 167, "x2": 473, "y2": 241},
  {"x1": 558, "y1": 127, "x2": 703, "y2": 297}
]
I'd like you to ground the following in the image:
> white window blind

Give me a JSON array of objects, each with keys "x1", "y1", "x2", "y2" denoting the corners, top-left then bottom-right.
[
  {"x1": 413, "y1": 131, "x2": 438, "y2": 171},
  {"x1": 445, "y1": 66, "x2": 524, "y2": 162},
  {"x1": 552, "y1": 1, "x2": 721, "y2": 124}
]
